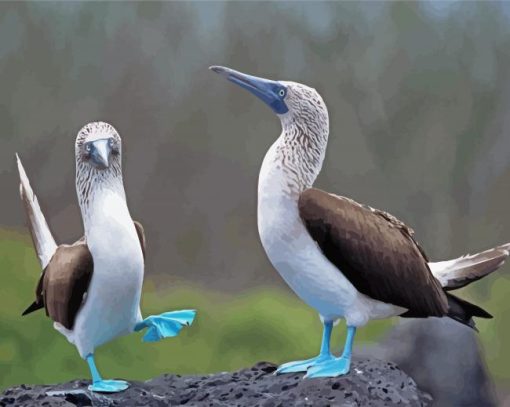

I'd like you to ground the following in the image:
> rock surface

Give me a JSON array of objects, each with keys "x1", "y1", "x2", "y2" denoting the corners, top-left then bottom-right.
[
  {"x1": 358, "y1": 319, "x2": 497, "y2": 407},
  {"x1": 1, "y1": 359, "x2": 431, "y2": 407}
]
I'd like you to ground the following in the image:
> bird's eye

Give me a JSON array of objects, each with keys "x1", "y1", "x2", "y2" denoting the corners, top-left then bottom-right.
[
  {"x1": 279, "y1": 89, "x2": 286, "y2": 97},
  {"x1": 108, "y1": 138, "x2": 114, "y2": 147},
  {"x1": 85, "y1": 144, "x2": 91, "y2": 152}
]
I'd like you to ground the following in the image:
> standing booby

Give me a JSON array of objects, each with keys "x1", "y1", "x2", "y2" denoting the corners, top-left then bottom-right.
[
  {"x1": 210, "y1": 66, "x2": 510, "y2": 378},
  {"x1": 18, "y1": 122, "x2": 195, "y2": 392}
]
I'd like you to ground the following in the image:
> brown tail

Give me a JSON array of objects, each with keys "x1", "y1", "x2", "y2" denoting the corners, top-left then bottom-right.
[
  {"x1": 22, "y1": 301, "x2": 44, "y2": 316},
  {"x1": 446, "y1": 293, "x2": 492, "y2": 331}
]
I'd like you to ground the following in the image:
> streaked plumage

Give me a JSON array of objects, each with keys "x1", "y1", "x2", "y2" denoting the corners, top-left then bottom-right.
[
  {"x1": 19, "y1": 122, "x2": 145, "y2": 358},
  {"x1": 17, "y1": 122, "x2": 194, "y2": 392},
  {"x1": 211, "y1": 65, "x2": 509, "y2": 378}
]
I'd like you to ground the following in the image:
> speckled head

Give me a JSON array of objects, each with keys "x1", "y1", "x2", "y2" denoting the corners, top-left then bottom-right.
[
  {"x1": 209, "y1": 66, "x2": 329, "y2": 134},
  {"x1": 210, "y1": 67, "x2": 330, "y2": 193},
  {"x1": 277, "y1": 81, "x2": 329, "y2": 130},
  {"x1": 75, "y1": 122, "x2": 124, "y2": 209},
  {"x1": 75, "y1": 121, "x2": 121, "y2": 171}
]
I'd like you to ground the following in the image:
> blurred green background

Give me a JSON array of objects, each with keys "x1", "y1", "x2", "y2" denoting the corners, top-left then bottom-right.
[{"x1": 1, "y1": 0, "x2": 510, "y2": 403}]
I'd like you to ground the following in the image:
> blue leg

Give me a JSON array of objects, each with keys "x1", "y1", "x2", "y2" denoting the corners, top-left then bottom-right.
[
  {"x1": 86, "y1": 354, "x2": 129, "y2": 393},
  {"x1": 276, "y1": 320, "x2": 334, "y2": 374},
  {"x1": 305, "y1": 326, "x2": 356, "y2": 378},
  {"x1": 134, "y1": 309, "x2": 196, "y2": 342}
]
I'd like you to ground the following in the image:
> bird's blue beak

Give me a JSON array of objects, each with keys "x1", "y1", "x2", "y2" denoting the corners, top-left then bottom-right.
[
  {"x1": 209, "y1": 66, "x2": 288, "y2": 114},
  {"x1": 87, "y1": 138, "x2": 111, "y2": 169}
]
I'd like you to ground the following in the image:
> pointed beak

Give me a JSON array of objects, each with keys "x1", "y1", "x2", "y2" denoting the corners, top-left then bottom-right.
[
  {"x1": 90, "y1": 139, "x2": 111, "y2": 169},
  {"x1": 209, "y1": 66, "x2": 288, "y2": 114}
]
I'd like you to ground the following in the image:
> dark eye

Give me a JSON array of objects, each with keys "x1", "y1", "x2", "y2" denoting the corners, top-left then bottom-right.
[
  {"x1": 278, "y1": 89, "x2": 286, "y2": 97},
  {"x1": 85, "y1": 144, "x2": 91, "y2": 152},
  {"x1": 110, "y1": 138, "x2": 120, "y2": 154}
]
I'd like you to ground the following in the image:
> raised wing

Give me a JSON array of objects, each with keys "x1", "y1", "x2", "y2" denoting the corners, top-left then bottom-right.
[
  {"x1": 17, "y1": 154, "x2": 57, "y2": 269},
  {"x1": 298, "y1": 188, "x2": 448, "y2": 317}
]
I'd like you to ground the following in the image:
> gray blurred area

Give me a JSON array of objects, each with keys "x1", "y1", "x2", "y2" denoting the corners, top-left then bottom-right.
[
  {"x1": 359, "y1": 318, "x2": 497, "y2": 406},
  {"x1": 2, "y1": 1, "x2": 510, "y2": 293}
]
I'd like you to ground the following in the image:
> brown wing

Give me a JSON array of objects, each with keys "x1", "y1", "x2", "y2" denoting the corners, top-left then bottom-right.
[
  {"x1": 22, "y1": 239, "x2": 93, "y2": 330},
  {"x1": 134, "y1": 220, "x2": 146, "y2": 259},
  {"x1": 298, "y1": 188, "x2": 448, "y2": 317},
  {"x1": 22, "y1": 220, "x2": 145, "y2": 328}
]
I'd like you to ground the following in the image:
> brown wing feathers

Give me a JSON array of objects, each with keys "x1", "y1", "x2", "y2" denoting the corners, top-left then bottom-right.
[
  {"x1": 23, "y1": 241, "x2": 93, "y2": 330},
  {"x1": 134, "y1": 221, "x2": 147, "y2": 259},
  {"x1": 298, "y1": 188, "x2": 448, "y2": 317},
  {"x1": 22, "y1": 221, "x2": 146, "y2": 330},
  {"x1": 44, "y1": 243, "x2": 93, "y2": 329}
]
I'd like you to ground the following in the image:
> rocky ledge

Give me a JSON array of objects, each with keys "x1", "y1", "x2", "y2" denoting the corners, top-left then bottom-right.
[{"x1": 1, "y1": 359, "x2": 432, "y2": 407}]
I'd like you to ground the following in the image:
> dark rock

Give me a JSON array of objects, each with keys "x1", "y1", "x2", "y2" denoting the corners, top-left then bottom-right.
[
  {"x1": 1, "y1": 359, "x2": 431, "y2": 407},
  {"x1": 357, "y1": 318, "x2": 497, "y2": 407}
]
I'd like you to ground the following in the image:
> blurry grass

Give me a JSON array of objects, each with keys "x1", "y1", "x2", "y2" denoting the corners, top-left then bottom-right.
[{"x1": 1, "y1": 229, "x2": 510, "y2": 391}]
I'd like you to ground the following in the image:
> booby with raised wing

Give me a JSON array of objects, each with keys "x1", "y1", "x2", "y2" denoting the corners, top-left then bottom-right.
[
  {"x1": 18, "y1": 122, "x2": 195, "y2": 392},
  {"x1": 210, "y1": 66, "x2": 509, "y2": 378}
]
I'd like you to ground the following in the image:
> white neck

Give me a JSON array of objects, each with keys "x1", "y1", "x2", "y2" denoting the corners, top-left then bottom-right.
[
  {"x1": 258, "y1": 113, "x2": 329, "y2": 205},
  {"x1": 76, "y1": 173, "x2": 128, "y2": 236}
]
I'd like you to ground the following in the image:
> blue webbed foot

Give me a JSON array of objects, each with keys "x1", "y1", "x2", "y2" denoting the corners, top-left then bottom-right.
[
  {"x1": 304, "y1": 356, "x2": 351, "y2": 378},
  {"x1": 88, "y1": 379, "x2": 129, "y2": 393},
  {"x1": 276, "y1": 354, "x2": 334, "y2": 374},
  {"x1": 134, "y1": 309, "x2": 196, "y2": 342},
  {"x1": 276, "y1": 320, "x2": 335, "y2": 375},
  {"x1": 86, "y1": 354, "x2": 129, "y2": 393}
]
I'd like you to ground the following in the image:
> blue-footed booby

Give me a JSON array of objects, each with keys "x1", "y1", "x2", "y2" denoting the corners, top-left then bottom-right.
[
  {"x1": 210, "y1": 66, "x2": 510, "y2": 378},
  {"x1": 18, "y1": 122, "x2": 195, "y2": 392}
]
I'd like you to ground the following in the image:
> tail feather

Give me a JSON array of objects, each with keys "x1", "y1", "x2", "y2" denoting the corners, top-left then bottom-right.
[
  {"x1": 429, "y1": 244, "x2": 510, "y2": 290},
  {"x1": 22, "y1": 301, "x2": 44, "y2": 316},
  {"x1": 16, "y1": 154, "x2": 57, "y2": 269},
  {"x1": 446, "y1": 293, "x2": 492, "y2": 331}
]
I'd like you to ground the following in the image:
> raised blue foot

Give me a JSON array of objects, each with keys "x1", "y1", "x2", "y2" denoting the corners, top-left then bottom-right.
[
  {"x1": 86, "y1": 354, "x2": 129, "y2": 393},
  {"x1": 134, "y1": 309, "x2": 196, "y2": 342},
  {"x1": 88, "y1": 379, "x2": 129, "y2": 393},
  {"x1": 276, "y1": 320, "x2": 334, "y2": 374},
  {"x1": 305, "y1": 325, "x2": 356, "y2": 379}
]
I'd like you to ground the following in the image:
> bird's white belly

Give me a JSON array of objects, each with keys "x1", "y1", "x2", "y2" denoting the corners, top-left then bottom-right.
[
  {"x1": 62, "y1": 192, "x2": 144, "y2": 358},
  {"x1": 258, "y1": 193, "x2": 404, "y2": 326},
  {"x1": 72, "y1": 253, "x2": 143, "y2": 357},
  {"x1": 259, "y1": 202, "x2": 355, "y2": 319},
  {"x1": 256, "y1": 127, "x2": 405, "y2": 327}
]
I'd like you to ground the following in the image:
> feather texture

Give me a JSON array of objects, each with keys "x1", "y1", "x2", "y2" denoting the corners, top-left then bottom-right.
[
  {"x1": 16, "y1": 154, "x2": 57, "y2": 269},
  {"x1": 429, "y1": 243, "x2": 510, "y2": 290},
  {"x1": 298, "y1": 188, "x2": 448, "y2": 317}
]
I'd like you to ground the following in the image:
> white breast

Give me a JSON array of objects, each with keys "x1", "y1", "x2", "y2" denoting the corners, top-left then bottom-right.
[
  {"x1": 65, "y1": 190, "x2": 144, "y2": 358},
  {"x1": 257, "y1": 141, "x2": 405, "y2": 325}
]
